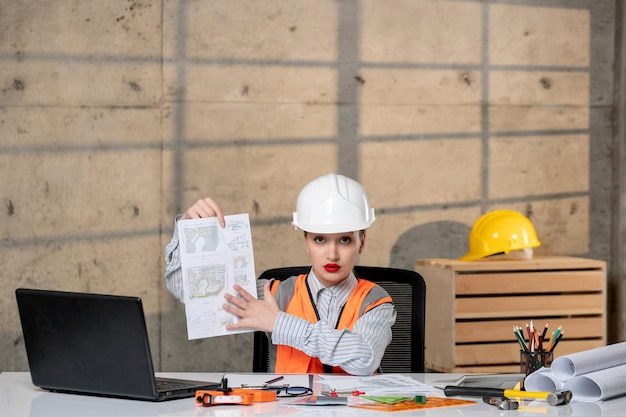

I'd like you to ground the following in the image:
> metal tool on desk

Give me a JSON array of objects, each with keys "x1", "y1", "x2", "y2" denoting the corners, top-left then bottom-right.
[
  {"x1": 444, "y1": 386, "x2": 572, "y2": 406},
  {"x1": 483, "y1": 396, "x2": 519, "y2": 410}
]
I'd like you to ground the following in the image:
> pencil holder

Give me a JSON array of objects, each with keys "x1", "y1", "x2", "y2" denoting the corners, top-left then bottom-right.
[{"x1": 520, "y1": 350, "x2": 553, "y2": 376}]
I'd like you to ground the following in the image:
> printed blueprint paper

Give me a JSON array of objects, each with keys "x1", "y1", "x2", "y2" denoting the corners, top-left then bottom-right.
[{"x1": 177, "y1": 214, "x2": 257, "y2": 340}]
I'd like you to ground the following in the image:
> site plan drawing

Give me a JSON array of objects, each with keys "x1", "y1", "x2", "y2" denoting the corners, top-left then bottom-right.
[{"x1": 177, "y1": 213, "x2": 257, "y2": 340}]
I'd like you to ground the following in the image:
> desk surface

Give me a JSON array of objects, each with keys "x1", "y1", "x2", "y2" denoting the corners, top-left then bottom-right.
[{"x1": 2, "y1": 372, "x2": 625, "y2": 417}]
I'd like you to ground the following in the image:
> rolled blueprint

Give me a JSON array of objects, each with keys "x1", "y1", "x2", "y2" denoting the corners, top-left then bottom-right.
[
  {"x1": 551, "y1": 341, "x2": 626, "y2": 380},
  {"x1": 524, "y1": 342, "x2": 626, "y2": 401}
]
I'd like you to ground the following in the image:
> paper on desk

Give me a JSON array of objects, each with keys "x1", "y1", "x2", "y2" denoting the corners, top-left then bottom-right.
[
  {"x1": 524, "y1": 341, "x2": 626, "y2": 401},
  {"x1": 318, "y1": 374, "x2": 433, "y2": 396},
  {"x1": 284, "y1": 396, "x2": 348, "y2": 406},
  {"x1": 177, "y1": 214, "x2": 257, "y2": 340},
  {"x1": 563, "y1": 364, "x2": 626, "y2": 402},
  {"x1": 523, "y1": 367, "x2": 562, "y2": 391},
  {"x1": 525, "y1": 365, "x2": 626, "y2": 402},
  {"x1": 431, "y1": 373, "x2": 523, "y2": 390},
  {"x1": 551, "y1": 342, "x2": 626, "y2": 380},
  {"x1": 224, "y1": 373, "x2": 313, "y2": 389}
]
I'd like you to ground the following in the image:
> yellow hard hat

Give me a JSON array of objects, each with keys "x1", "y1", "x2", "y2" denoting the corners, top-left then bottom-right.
[{"x1": 460, "y1": 210, "x2": 541, "y2": 261}]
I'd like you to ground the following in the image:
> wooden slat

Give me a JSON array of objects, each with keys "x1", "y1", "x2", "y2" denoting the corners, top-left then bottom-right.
[
  {"x1": 417, "y1": 256, "x2": 606, "y2": 272},
  {"x1": 455, "y1": 317, "x2": 605, "y2": 343},
  {"x1": 421, "y1": 265, "x2": 457, "y2": 372},
  {"x1": 455, "y1": 339, "x2": 605, "y2": 366},
  {"x1": 455, "y1": 294, "x2": 605, "y2": 318},
  {"x1": 452, "y1": 364, "x2": 522, "y2": 373},
  {"x1": 428, "y1": 363, "x2": 539, "y2": 373},
  {"x1": 455, "y1": 271, "x2": 604, "y2": 295}
]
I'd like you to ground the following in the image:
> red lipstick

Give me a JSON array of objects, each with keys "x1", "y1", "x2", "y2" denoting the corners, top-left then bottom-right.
[{"x1": 324, "y1": 264, "x2": 340, "y2": 273}]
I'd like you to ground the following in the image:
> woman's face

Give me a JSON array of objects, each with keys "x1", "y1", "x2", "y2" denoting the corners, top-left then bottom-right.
[{"x1": 304, "y1": 230, "x2": 365, "y2": 287}]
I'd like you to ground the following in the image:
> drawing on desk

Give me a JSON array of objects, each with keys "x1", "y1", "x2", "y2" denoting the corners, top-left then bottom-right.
[
  {"x1": 319, "y1": 374, "x2": 431, "y2": 396},
  {"x1": 178, "y1": 214, "x2": 257, "y2": 340},
  {"x1": 349, "y1": 397, "x2": 475, "y2": 412}
]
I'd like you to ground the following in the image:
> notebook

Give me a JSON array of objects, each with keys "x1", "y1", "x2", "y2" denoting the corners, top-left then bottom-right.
[{"x1": 15, "y1": 288, "x2": 220, "y2": 401}]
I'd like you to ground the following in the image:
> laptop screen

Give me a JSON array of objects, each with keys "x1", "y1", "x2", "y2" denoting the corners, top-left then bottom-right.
[{"x1": 16, "y1": 288, "x2": 162, "y2": 400}]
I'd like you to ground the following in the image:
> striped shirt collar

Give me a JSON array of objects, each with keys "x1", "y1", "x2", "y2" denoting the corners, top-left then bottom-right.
[{"x1": 307, "y1": 268, "x2": 358, "y2": 307}]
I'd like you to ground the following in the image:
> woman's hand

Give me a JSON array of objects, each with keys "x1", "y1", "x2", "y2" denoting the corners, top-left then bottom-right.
[
  {"x1": 181, "y1": 197, "x2": 225, "y2": 227},
  {"x1": 224, "y1": 281, "x2": 280, "y2": 333}
]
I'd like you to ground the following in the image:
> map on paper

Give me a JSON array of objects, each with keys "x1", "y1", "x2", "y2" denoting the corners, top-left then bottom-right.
[{"x1": 177, "y1": 213, "x2": 257, "y2": 340}]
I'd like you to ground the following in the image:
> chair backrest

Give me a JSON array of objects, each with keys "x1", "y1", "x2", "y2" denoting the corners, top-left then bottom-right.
[{"x1": 252, "y1": 265, "x2": 426, "y2": 373}]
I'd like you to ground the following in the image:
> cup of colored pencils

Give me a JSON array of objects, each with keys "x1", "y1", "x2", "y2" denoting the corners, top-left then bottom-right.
[{"x1": 513, "y1": 321, "x2": 564, "y2": 376}]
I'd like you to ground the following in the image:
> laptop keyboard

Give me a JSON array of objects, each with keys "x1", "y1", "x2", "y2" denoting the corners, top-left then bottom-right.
[{"x1": 156, "y1": 379, "x2": 195, "y2": 391}]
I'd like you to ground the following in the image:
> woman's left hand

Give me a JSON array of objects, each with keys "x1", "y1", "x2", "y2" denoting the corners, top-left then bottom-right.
[{"x1": 223, "y1": 281, "x2": 279, "y2": 332}]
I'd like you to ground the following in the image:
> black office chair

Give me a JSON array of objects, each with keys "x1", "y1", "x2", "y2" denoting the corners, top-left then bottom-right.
[{"x1": 252, "y1": 265, "x2": 426, "y2": 373}]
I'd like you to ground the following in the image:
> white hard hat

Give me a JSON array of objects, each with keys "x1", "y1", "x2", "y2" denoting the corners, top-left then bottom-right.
[{"x1": 292, "y1": 173, "x2": 376, "y2": 233}]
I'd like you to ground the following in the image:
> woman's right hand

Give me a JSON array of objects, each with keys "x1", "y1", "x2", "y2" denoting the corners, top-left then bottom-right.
[{"x1": 181, "y1": 197, "x2": 225, "y2": 227}]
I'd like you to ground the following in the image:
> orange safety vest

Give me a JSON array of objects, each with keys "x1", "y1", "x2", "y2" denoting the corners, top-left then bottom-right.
[{"x1": 271, "y1": 274, "x2": 392, "y2": 374}]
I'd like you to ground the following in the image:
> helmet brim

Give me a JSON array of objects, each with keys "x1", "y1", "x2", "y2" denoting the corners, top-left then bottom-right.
[{"x1": 293, "y1": 220, "x2": 375, "y2": 234}]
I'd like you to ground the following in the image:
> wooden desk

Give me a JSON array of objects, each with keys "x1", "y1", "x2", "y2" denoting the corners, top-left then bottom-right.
[{"x1": 2, "y1": 372, "x2": 625, "y2": 416}]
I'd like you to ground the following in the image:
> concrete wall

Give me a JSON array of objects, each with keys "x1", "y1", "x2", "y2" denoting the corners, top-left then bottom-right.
[{"x1": 1, "y1": 0, "x2": 621, "y2": 372}]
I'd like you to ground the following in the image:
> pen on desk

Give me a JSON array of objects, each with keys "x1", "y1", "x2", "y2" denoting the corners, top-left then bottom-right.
[{"x1": 264, "y1": 375, "x2": 284, "y2": 385}]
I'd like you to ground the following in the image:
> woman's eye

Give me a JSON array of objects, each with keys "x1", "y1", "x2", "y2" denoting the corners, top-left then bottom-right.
[
  {"x1": 340, "y1": 237, "x2": 352, "y2": 244},
  {"x1": 314, "y1": 236, "x2": 325, "y2": 243}
]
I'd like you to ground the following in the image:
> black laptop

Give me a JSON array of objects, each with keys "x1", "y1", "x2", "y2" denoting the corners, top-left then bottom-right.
[{"x1": 15, "y1": 288, "x2": 220, "y2": 401}]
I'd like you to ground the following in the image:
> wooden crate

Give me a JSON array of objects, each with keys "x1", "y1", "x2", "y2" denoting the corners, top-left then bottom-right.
[{"x1": 415, "y1": 256, "x2": 607, "y2": 373}]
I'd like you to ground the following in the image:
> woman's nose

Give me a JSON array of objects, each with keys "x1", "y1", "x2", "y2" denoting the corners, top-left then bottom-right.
[{"x1": 327, "y1": 243, "x2": 339, "y2": 260}]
